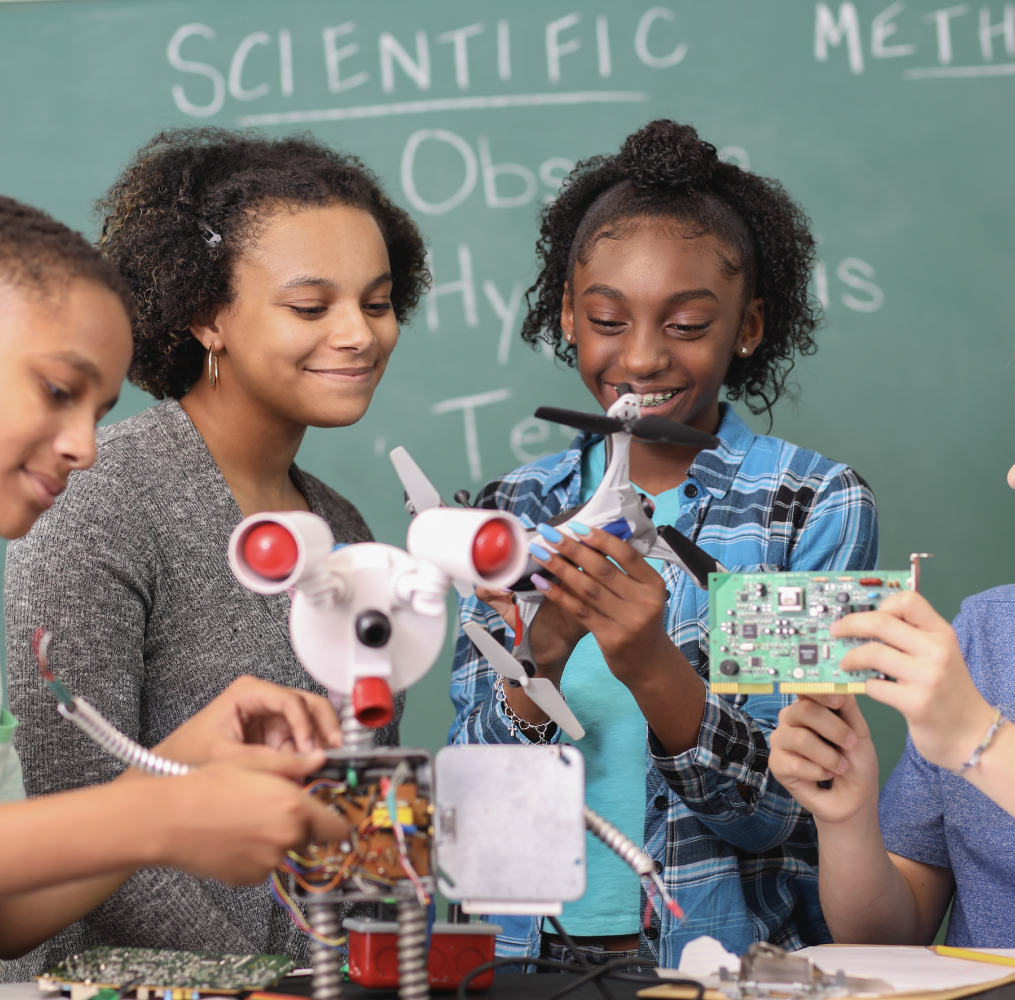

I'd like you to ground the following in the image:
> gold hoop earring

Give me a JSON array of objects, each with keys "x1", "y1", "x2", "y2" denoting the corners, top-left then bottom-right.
[{"x1": 208, "y1": 349, "x2": 219, "y2": 389}]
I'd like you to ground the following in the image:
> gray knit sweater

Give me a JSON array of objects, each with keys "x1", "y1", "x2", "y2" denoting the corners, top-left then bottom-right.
[{"x1": 2, "y1": 400, "x2": 400, "y2": 978}]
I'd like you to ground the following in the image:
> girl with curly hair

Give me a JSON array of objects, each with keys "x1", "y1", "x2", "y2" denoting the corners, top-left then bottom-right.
[
  {"x1": 450, "y1": 120, "x2": 878, "y2": 967},
  {"x1": 3, "y1": 129, "x2": 428, "y2": 975}
]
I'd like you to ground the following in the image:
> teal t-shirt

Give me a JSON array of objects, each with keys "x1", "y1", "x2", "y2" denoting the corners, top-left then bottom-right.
[{"x1": 551, "y1": 439, "x2": 683, "y2": 936}]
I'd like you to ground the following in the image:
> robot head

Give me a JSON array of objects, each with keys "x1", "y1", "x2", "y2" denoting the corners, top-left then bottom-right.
[{"x1": 229, "y1": 513, "x2": 449, "y2": 729}]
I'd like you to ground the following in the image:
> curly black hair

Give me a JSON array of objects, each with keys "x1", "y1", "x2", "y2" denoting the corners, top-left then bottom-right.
[
  {"x1": 97, "y1": 127, "x2": 429, "y2": 399},
  {"x1": 0, "y1": 195, "x2": 133, "y2": 314},
  {"x1": 520, "y1": 119, "x2": 820, "y2": 418}
]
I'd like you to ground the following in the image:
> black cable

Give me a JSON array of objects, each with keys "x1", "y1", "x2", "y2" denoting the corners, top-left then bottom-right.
[
  {"x1": 454, "y1": 955, "x2": 692, "y2": 1000},
  {"x1": 455, "y1": 957, "x2": 619, "y2": 1000},
  {"x1": 545, "y1": 959, "x2": 702, "y2": 1000},
  {"x1": 546, "y1": 915, "x2": 618, "y2": 1000}
]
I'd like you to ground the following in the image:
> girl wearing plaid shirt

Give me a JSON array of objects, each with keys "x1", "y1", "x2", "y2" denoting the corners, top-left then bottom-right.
[{"x1": 449, "y1": 120, "x2": 878, "y2": 968}]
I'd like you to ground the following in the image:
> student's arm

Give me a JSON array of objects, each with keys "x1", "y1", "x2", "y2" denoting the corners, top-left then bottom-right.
[
  {"x1": 4, "y1": 479, "x2": 258, "y2": 953},
  {"x1": 448, "y1": 591, "x2": 558, "y2": 746},
  {"x1": 0, "y1": 753, "x2": 349, "y2": 959},
  {"x1": 769, "y1": 693, "x2": 954, "y2": 942},
  {"x1": 834, "y1": 591, "x2": 1015, "y2": 816}
]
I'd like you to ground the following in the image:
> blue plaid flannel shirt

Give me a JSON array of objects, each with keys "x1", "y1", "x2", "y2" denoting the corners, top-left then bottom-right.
[{"x1": 449, "y1": 404, "x2": 878, "y2": 967}]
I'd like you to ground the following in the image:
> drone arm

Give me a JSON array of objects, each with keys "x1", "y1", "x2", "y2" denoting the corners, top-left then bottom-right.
[{"x1": 647, "y1": 525, "x2": 726, "y2": 590}]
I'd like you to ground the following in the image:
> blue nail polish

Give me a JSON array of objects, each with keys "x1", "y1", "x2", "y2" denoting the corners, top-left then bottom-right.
[
  {"x1": 531, "y1": 573, "x2": 551, "y2": 592},
  {"x1": 529, "y1": 542, "x2": 551, "y2": 561},
  {"x1": 568, "y1": 521, "x2": 591, "y2": 536},
  {"x1": 537, "y1": 523, "x2": 563, "y2": 543}
]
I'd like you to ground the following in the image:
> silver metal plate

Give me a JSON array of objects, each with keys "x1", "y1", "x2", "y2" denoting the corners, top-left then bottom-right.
[{"x1": 434, "y1": 744, "x2": 586, "y2": 912}]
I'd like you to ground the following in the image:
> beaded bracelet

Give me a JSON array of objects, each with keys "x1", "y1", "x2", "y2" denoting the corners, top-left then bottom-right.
[
  {"x1": 952, "y1": 706, "x2": 1007, "y2": 777},
  {"x1": 494, "y1": 675, "x2": 558, "y2": 744}
]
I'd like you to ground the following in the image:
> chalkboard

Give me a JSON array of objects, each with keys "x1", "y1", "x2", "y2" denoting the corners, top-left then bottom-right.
[{"x1": 1, "y1": 0, "x2": 1014, "y2": 780}]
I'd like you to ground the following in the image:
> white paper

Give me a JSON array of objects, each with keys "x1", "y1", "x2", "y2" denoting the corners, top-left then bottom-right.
[
  {"x1": 795, "y1": 946, "x2": 1015, "y2": 994},
  {"x1": 675, "y1": 935, "x2": 741, "y2": 980}
]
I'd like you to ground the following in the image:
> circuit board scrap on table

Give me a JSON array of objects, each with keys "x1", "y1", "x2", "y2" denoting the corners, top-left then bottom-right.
[
  {"x1": 708, "y1": 563, "x2": 924, "y2": 695},
  {"x1": 36, "y1": 947, "x2": 294, "y2": 1000}
]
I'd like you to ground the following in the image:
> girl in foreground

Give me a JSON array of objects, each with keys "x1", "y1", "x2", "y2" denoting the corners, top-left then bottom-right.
[
  {"x1": 0, "y1": 195, "x2": 349, "y2": 959},
  {"x1": 451, "y1": 120, "x2": 878, "y2": 967},
  {"x1": 769, "y1": 495, "x2": 1015, "y2": 946},
  {"x1": 4, "y1": 129, "x2": 428, "y2": 973}
]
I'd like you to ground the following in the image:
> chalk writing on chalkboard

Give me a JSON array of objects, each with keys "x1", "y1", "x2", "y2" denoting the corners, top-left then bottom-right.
[
  {"x1": 166, "y1": 10, "x2": 688, "y2": 122},
  {"x1": 814, "y1": 1, "x2": 1015, "y2": 79}
]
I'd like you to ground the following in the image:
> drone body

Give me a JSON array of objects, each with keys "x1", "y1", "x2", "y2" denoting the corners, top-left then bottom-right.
[{"x1": 389, "y1": 387, "x2": 727, "y2": 742}]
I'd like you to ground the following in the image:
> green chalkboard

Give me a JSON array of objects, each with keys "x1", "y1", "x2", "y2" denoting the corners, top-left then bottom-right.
[{"x1": 1, "y1": 0, "x2": 1014, "y2": 780}]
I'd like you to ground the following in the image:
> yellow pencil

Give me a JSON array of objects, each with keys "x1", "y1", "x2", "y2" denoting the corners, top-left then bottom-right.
[{"x1": 931, "y1": 946, "x2": 1015, "y2": 968}]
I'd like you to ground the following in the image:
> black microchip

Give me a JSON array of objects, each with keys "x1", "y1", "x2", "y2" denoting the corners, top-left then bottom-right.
[
  {"x1": 749, "y1": 657, "x2": 763, "y2": 667},
  {"x1": 742, "y1": 624, "x2": 758, "y2": 638},
  {"x1": 798, "y1": 644, "x2": 818, "y2": 666},
  {"x1": 851, "y1": 603, "x2": 875, "y2": 613}
]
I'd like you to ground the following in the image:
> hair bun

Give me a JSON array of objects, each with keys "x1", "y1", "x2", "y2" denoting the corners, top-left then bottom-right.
[{"x1": 617, "y1": 119, "x2": 718, "y2": 190}]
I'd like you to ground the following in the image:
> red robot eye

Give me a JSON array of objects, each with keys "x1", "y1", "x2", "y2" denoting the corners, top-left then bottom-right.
[
  {"x1": 243, "y1": 523, "x2": 299, "y2": 580},
  {"x1": 471, "y1": 519, "x2": 516, "y2": 578}
]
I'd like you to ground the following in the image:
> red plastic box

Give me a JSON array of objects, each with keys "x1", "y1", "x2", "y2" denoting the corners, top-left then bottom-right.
[{"x1": 344, "y1": 919, "x2": 502, "y2": 991}]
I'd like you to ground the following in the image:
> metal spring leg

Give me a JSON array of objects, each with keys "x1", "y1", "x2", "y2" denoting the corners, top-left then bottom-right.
[
  {"x1": 307, "y1": 901, "x2": 343, "y2": 1000},
  {"x1": 397, "y1": 898, "x2": 429, "y2": 1000},
  {"x1": 339, "y1": 696, "x2": 374, "y2": 754}
]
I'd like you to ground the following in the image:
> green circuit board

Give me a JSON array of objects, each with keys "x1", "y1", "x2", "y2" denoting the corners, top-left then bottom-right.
[
  {"x1": 37, "y1": 947, "x2": 293, "y2": 999},
  {"x1": 708, "y1": 569, "x2": 915, "y2": 694}
]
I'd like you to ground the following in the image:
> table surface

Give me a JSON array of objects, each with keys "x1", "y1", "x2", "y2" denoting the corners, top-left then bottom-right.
[{"x1": 6, "y1": 970, "x2": 1015, "y2": 1000}]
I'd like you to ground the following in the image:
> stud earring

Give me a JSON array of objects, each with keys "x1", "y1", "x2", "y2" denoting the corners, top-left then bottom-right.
[
  {"x1": 208, "y1": 349, "x2": 219, "y2": 389},
  {"x1": 741, "y1": 347, "x2": 748, "y2": 355}
]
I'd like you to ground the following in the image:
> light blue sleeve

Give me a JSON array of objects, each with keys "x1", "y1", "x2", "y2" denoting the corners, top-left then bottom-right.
[{"x1": 0, "y1": 711, "x2": 26, "y2": 802}]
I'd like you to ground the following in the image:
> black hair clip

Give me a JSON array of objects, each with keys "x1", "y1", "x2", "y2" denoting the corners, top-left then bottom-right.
[{"x1": 199, "y1": 222, "x2": 222, "y2": 246}]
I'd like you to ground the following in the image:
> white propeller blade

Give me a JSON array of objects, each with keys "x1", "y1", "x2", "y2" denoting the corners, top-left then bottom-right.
[
  {"x1": 390, "y1": 446, "x2": 472, "y2": 598},
  {"x1": 389, "y1": 446, "x2": 443, "y2": 513},
  {"x1": 463, "y1": 622, "x2": 585, "y2": 740}
]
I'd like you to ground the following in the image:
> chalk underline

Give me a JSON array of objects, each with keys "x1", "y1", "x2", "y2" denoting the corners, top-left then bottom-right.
[
  {"x1": 904, "y1": 63, "x2": 1015, "y2": 79},
  {"x1": 236, "y1": 91, "x2": 649, "y2": 127}
]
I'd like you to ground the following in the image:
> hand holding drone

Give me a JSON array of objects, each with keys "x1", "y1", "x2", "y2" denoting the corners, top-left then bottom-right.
[{"x1": 390, "y1": 384, "x2": 727, "y2": 741}]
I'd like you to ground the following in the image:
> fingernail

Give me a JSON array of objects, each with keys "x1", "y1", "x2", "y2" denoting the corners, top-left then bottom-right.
[
  {"x1": 531, "y1": 573, "x2": 551, "y2": 592},
  {"x1": 529, "y1": 542, "x2": 551, "y2": 561},
  {"x1": 836, "y1": 758, "x2": 849, "y2": 774},
  {"x1": 537, "y1": 523, "x2": 563, "y2": 544},
  {"x1": 844, "y1": 732, "x2": 857, "y2": 750},
  {"x1": 568, "y1": 521, "x2": 591, "y2": 536}
]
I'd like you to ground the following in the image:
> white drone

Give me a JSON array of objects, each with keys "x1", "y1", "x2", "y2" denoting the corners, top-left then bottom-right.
[{"x1": 390, "y1": 384, "x2": 727, "y2": 742}]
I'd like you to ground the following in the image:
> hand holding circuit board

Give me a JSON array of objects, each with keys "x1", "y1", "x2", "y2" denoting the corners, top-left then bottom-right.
[{"x1": 708, "y1": 554, "x2": 933, "y2": 695}]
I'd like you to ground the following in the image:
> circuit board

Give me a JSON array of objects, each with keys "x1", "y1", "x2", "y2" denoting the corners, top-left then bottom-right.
[
  {"x1": 37, "y1": 947, "x2": 293, "y2": 1000},
  {"x1": 286, "y1": 747, "x2": 435, "y2": 903},
  {"x1": 708, "y1": 569, "x2": 915, "y2": 694},
  {"x1": 301, "y1": 779, "x2": 432, "y2": 885}
]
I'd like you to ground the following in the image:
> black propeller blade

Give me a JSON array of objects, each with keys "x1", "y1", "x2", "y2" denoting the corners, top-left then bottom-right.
[
  {"x1": 630, "y1": 415, "x2": 720, "y2": 450},
  {"x1": 534, "y1": 407, "x2": 623, "y2": 437},
  {"x1": 534, "y1": 407, "x2": 720, "y2": 450}
]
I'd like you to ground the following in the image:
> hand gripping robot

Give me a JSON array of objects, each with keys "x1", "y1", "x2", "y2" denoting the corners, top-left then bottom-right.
[{"x1": 390, "y1": 385, "x2": 728, "y2": 740}]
